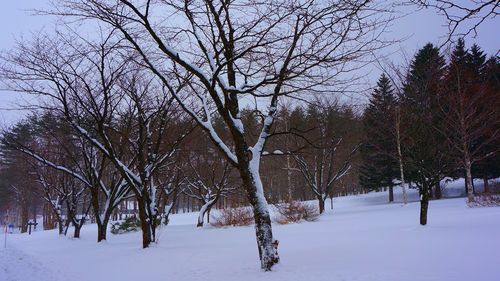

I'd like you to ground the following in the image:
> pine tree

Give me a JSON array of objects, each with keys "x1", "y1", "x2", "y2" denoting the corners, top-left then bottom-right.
[
  {"x1": 401, "y1": 43, "x2": 449, "y2": 225},
  {"x1": 466, "y1": 44, "x2": 487, "y2": 71},
  {"x1": 359, "y1": 74, "x2": 399, "y2": 202},
  {"x1": 0, "y1": 119, "x2": 38, "y2": 233}
]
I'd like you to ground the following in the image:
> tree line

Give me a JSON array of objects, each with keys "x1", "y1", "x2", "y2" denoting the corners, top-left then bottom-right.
[
  {"x1": 0, "y1": 100, "x2": 363, "y2": 228},
  {"x1": 0, "y1": 0, "x2": 498, "y2": 272},
  {"x1": 360, "y1": 40, "x2": 499, "y2": 224}
]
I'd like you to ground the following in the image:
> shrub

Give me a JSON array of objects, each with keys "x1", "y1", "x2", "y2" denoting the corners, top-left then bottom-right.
[
  {"x1": 110, "y1": 216, "x2": 141, "y2": 234},
  {"x1": 274, "y1": 201, "x2": 319, "y2": 224},
  {"x1": 467, "y1": 192, "x2": 500, "y2": 208},
  {"x1": 211, "y1": 207, "x2": 254, "y2": 227}
]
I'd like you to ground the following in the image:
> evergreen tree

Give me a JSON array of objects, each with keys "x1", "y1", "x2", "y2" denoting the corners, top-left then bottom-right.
[
  {"x1": 451, "y1": 38, "x2": 468, "y2": 65},
  {"x1": 0, "y1": 118, "x2": 38, "y2": 233},
  {"x1": 466, "y1": 44, "x2": 487, "y2": 71},
  {"x1": 442, "y1": 40, "x2": 499, "y2": 200},
  {"x1": 471, "y1": 55, "x2": 500, "y2": 192},
  {"x1": 359, "y1": 74, "x2": 399, "y2": 202},
  {"x1": 400, "y1": 43, "x2": 449, "y2": 225}
]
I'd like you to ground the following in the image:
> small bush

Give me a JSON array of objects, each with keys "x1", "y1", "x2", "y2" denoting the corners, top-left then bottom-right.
[
  {"x1": 274, "y1": 201, "x2": 319, "y2": 224},
  {"x1": 211, "y1": 207, "x2": 254, "y2": 227},
  {"x1": 468, "y1": 193, "x2": 500, "y2": 208},
  {"x1": 110, "y1": 216, "x2": 141, "y2": 234}
]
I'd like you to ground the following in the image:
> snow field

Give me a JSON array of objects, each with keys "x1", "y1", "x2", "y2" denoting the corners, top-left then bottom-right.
[{"x1": 1, "y1": 187, "x2": 500, "y2": 281}]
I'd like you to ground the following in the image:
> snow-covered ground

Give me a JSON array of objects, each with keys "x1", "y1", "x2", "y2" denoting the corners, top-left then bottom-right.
[{"x1": 2, "y1": 186, "x2": 500, "y2": 281}]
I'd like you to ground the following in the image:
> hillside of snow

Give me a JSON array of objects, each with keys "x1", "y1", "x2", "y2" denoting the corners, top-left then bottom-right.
[{"x1": 1, "y1": 186, "x2": 500, "y2": 281}]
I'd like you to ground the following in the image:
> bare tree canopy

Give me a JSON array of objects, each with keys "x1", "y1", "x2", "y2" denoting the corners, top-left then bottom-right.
[
  {"x1": 411, "y1": 0, "x2": 499, "y2": 43},
  {"x1": 46, "y1": 0, "x2": 395, "y2": 271}
]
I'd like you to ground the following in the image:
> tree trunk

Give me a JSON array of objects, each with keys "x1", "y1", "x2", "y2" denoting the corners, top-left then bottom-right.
[
  {"x1": 90, "y1": 188, "x2": 109, "y2": 242},
  {"x1": 57, "y1": 219, "x2": 64, "y2": 235},
  {"x1": 19, "y1": 200, "x2": 29, "y2": 233},
  {"x1": 484, "y1": 177, "x2": 489, "y2": 193},
  {"x1": 33, "y1": 206, "x2": 37, "y2": 230},
  {"x1": 388, "y1": 185, "x2": 394, "y2": 202},
  {"x1": 97, "y1": 222, "x2": 107, "y2": 242},
  {"x1": 73, "y1": 224, "x2": 81, "y2": 238},
  {"x1": 395, "y1": 107, "x2": 408, "y2": 205},
  {"x1": 464, "y1": 170, "x2": 468, "y2": 195},
  {"x1": 97, "y1": 215, "x2": 110, "y2": 242},
  {"x1": 286, "y1": 153, "x2": 293, "y2": 202},
  {"x1": 63, "y1": 219, "x2": 71, "y2": 236},
  {"x1": 330, "y1": 197, "x2": 334, "y2": 210},
  {"x1": 464, "y1": 152, "x2": 475, "y2": 203},
  {"x1": 317, "y1": 195, "x2": 326, "y2": 214},
  {"x1": 137, "y1": 198, "x2": 152, "y2": 248},
  {"x1": 241, "y1": 166, "x2": 279, "y2": 271},
  {"x1": 197, "y1": 200, "x2": 215, "y2": 227},
  {"x1": 197, "y1": 209, "x2": 205, "y2": 227},
  {"x1": 434, "y1": 182, "x2": 442, "y2": 199},
  {"x1": 43, "y1": 203, "x2": 55, "y2": 230},
  {"x1": 472, "y1": 177, "x2": 476, "y2": 194},
  {"x1": 420, "y1": 184, "x2": 429, "y2": 225}
]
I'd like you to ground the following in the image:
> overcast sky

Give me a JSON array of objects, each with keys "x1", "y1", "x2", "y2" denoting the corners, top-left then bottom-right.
[{"x1": 0, "y1": 1, "x2": 498, "y2": 126}]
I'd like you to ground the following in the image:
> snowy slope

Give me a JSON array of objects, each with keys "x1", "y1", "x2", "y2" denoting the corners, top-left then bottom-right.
[{"x1": 1, "y1": 187, "x2": 499, "y2": 281}]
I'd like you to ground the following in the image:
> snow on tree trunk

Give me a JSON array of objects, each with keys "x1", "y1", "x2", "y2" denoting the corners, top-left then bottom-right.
[
  {"x1": 96, "y1": 213, "x2": 111, "y2": 242},
  {"x1": 197, "y1": 201, "x2": 212, "y2": 227},
  {"x1": 243, "y1": 163, "x2": 279, "y2": 271}
]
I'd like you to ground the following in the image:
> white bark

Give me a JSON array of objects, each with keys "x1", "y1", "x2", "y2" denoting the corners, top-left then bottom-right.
[{"x1": 395, "y1": 107, "x2": 408, "y2": 205}]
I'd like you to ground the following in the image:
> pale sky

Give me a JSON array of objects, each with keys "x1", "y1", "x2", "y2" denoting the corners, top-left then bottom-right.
[{"x1": 0, "y1": 1, "x2": 498, "y2": 126}]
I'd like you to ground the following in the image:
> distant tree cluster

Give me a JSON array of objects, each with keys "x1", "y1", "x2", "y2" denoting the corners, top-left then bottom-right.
[
  {"x1": 360, "y1": 40, "x2": 499, "y2": 224},
  {"x1": 0, "y1": 100, "x2": 362, "y2": 231}
]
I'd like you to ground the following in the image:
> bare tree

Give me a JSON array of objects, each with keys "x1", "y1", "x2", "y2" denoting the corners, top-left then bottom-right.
[
  {"x1": 78, "y1": 139, "x2": 131, "y2": 241},
  {"x1": 183, "y1": 154, "x2": 234, "y2": 227},
  {"x1": 293, "y1": 138, "x2": 358, "y2": 214},
  {"x1": 35, "y1": 170, "x2": 66, "y2": 235},
  {"x1": 156, "y1": 165, "x2": 183, "y2": 225},
  {"x1": 34, "y1": 164, "x2": 89, "y2": 238},
  {"x1": 1, "y1": 115, "x2": 99, "y2": 238},
  {"x1": 2, "y1": 111, "x2": 132, "y2": 242},
  {"x1": 54, "y1": 0, "x2": 393, "y2": 270},
  {"x1": 440, "y1": 44, "x2": 500, "y2": 202},
  {"x1": 1, "y1": 32, "x2": 192, "y2": 248}
]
